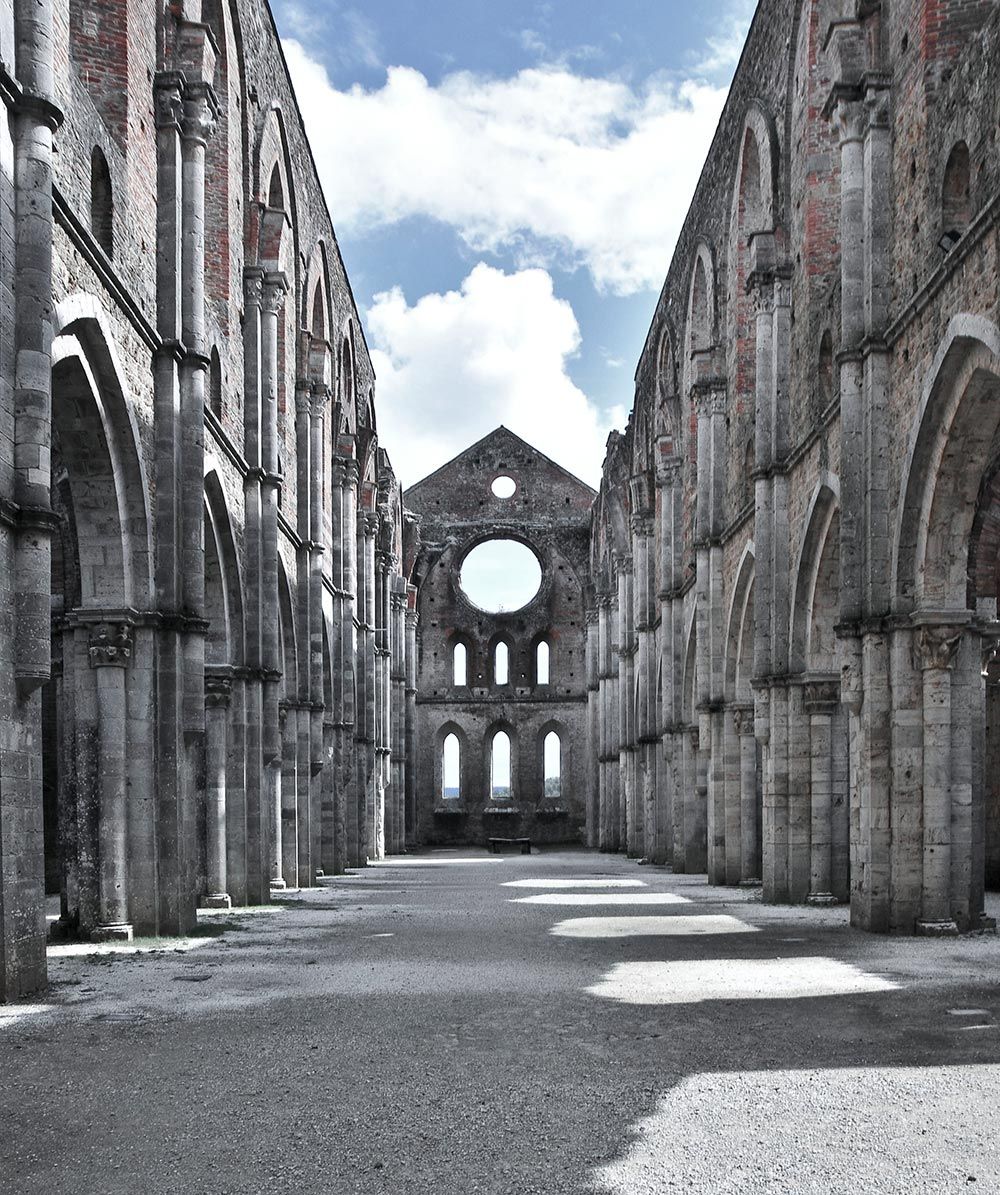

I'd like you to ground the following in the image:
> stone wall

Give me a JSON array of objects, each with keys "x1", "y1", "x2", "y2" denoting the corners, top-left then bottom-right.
[
  {"x1": 590, "y1": 0, "x2": 1000, "y2": 934},
  {"x1": 405, "y1": 427, "x2": 594, "y2": 847}
]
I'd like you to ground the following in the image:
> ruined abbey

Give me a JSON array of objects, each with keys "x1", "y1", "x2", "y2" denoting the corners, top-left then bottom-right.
[{"x1": 3, "y1": 0, "x2": 1000, "y2": 1005}]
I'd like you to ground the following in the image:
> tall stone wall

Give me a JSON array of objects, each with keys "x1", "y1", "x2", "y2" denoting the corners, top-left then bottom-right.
[
  {"x1": 405, "y1": 427, "x2": 594, "y2": 847},
  {"x1": 0, "y1": 0, "x2": 409, "y2": 1003},
  {"x1": 590, "y1": 0, "x2": 1000, "y2": 934}
]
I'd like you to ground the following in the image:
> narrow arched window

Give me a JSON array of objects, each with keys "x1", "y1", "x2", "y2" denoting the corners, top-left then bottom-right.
[
  {"x1": 268, "y1": 163, "x2": 284, "y2": 210},
  {"x1": 453, "y1": 642, "x2": 467, "y2": 686},
  {"x1": 209, "y1": 347, "x2": 222, "y2": 418},
  {"x1": 312, "y1": 285, "x2": 326, "y2": 340},
  {"x1": 491, "y1": 730, "x2": 511, "y2": 801},
  {"x1": 942, "y1": 141, "x2": 971, "y2": 247},
  {"x1": 536, "y1": 640, "x2": 550, "y2": 685},
  {"x1": 442, "y1": 733, "x2": 460, "y2": 801},
  {"x1": 543, "y1": 731, "x2": 561, "y2": 799},
  {"x1": 90, "y1": 147, "x2": 113, "y2": 257},
  {"x1": 494, "y1": 641, "x2": 509, "y2": 685}
]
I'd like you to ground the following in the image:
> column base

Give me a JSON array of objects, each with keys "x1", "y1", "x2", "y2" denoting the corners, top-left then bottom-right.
[
  {"x1": 973, "y1": 914, "x2": 997, "y2": 934},
  {"x1": 202, "y1": 893, "x2": 232, "y2": 910},
  {"x1": 807, "y1": 892, "x2": 839, "y2": 906},
  {"x1": 738, "y1": 878, "x2": 762, "y2": 889},
  {"x1": 91, "y1": 922, "x2": 133, "y2": 943},
  {"x1": 48, "y1": 917, "x2": 77, "y2": 942},
  {"x1": 915, "y1": 918, "x2": 959, "y2": 937},
  {"x1": 270, "y1": 877, "x2": 287, "y2": 891}
]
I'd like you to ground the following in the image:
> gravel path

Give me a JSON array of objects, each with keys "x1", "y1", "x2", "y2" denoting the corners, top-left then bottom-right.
[{"x1": 3, "y1": 850, "x2": 1000, "y2": 1194}]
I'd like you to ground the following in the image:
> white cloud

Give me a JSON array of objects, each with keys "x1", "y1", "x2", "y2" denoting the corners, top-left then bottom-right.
[
  {"x1": 694, "y1": 0, "x2": 757, "y2": 76},
  {"x1": 282, "y1": 44, "x2": 731, "y2": 296},
  {"x1": 367, "y1": 264, "x2": 624, "y2": 488}
]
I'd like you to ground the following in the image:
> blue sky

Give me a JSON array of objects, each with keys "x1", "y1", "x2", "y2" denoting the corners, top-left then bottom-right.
[{"x1": 273, "y1": 0, "x2": 754, "y2": 487}]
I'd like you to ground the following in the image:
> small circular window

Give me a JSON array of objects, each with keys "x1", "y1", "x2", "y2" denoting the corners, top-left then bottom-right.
[
  {"x1": 491, "y1": 475, "x2": 516, "y2": 499},
  {"x1": 460, "y1": 538, "x2": 541, "y2": 613}
]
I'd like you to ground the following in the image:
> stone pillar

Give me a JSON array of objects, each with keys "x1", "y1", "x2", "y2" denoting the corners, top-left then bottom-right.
[
  {"x1": 733, "y1": 704, "x2": 759, "y2": 882},
  {"x1": 585, "y1": 611, "x2": 600, "y2": 849},
  {"x1": 405, "y1": 588, "x2": 419, "y2": 843},
  {"x1": 914, "y1": 623, "x2": 963, "y2": 933},
  {"x1": 723, "y1": 705, "x2": 742, "y2": 884},
  {"x1": 240, "y1": 269, "x2": 267, "y2": 904},
  {"x1": 89, "y1": 625, "x2": 133, "y2": 942},
  {"x1": 340, "y1": 455, "x2": 360, "y2": 866},
  {"x1": 310, "y1": 385, "x2": 328, "y2": 876},
  {"x1": 618, "y1": 560, "x2": 636, "y2": 854},
  {"x1": 204, "y1": 673, "x2": 232, "y2": 909},
  {"x1": 360, "y1": 506, "x2": 379, "y2": 861},
  {"x1": 804, "y1": 679, "x2": 840, "y2": 905}
]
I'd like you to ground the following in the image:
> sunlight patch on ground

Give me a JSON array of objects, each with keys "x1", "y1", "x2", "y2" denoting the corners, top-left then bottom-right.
[
  {"x1": 0, "y1": 1003, "x2": 53, "y2": 1031},
  {"x1": 502, "y1": 878, "x2": 647, "y2": 889},
  {"x1": 591, "y1": 1066, "x2": 1000, "y2": 1193},
  {"x1": 550, "y1": 914, "x2": 757, "y2": 939},
  {"x1": 48, "y1": 937, "x2": 212, "y2": 959},
  {"x1": 371, "y1": 858, "x2": 506, "y2": 867},
  {"x1": 511, "y1": 892, "x2": 690, "y2": 907},
  {"x1": 586, "y1": 956, "x2": 898, "y2": 1005}
]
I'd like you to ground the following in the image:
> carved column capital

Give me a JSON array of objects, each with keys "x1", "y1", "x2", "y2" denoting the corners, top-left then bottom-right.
[
  {"x1": 262, "y1": 272, "x2": 289, "y2": 314},
  {"x1": 88, "y1": 623, "x2": 133, "y2": 669},
  {"x1": 181, "y1": 83, "x2": 219, "y2": 145},
  {"x1": 205, "y1": 673, "x2": 233, "y2": 707},
  {"x1": 803, "y1": 679, "x2": 841, "y2": 716},
  {"x1": 731, "y1": 703, "x2": 755, "y2": 737},
  {"x1": 914, "y1": 624, "x2": 964, "y2": 672},
  {"x1": 153, "y1": 72, "x2": 185, "y2": 130}
]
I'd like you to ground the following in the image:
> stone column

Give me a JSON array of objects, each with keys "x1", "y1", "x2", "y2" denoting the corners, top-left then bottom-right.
[
  {"x1": 260, "y1": 273, "x2": 286, "y2": 892},
  {"x1": 240, "y1": 269, "x2": 267, "y2": 903},
  {"x1": 340, "y1": 455, "x2": 360, "y2": 866},
  {"x1": 204, "y1": 673, "x2": 232, "y2": 909},
  {"x1": 89, "y1": 624, "x2": 133, "y2": 942},
  {"x1": 723, "y1": 705, "x2": 742, "y2": 885},
  {"x1": 405, "y1": 588, "x2": 419, "y2": 843},
  {"x1": 618, "y1": 560, "x2": 636, "y2": 854},
  {"x1": 585, "y1": 610, "x2": 600, "y2": 849},
  {"x1": 732, "y1": 704, "x2": 759, "y2": 882},
  {"x1": 914, "y1": 623, "x2": 963, "y2": 933},
  {"x1": 804, "y1": 679, "x2": 840, "y2": 905},
  {"x1": 11, "y1": 2, "x2": 61, "y2": 698},
  {"x1": 310, "y1": 383, "x2": 328, "y2": 875},
  {"x1": 360, "y1": 506, "x2": 379, "y2": 861}
]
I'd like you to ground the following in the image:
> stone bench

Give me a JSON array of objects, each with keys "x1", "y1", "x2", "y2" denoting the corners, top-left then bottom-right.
[{"x1": 488, "y1": 837, "x2": 531, "y2": 855}]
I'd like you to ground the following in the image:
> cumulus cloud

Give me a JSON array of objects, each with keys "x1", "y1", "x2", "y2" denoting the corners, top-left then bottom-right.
[
  {"x1": 282, "y1": 44, "x2": 730, "y2": 296},
  {"x1": 367, "y1": 264, "x2": 624, "y2": 488}
]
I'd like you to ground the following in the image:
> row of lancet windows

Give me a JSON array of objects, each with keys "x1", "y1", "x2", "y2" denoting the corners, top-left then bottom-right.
[
  {"x1": 441, "y1": 730, "x2": 562, "y2": 802},
  {"x1": 452, "y1": 640, "x2": 549, "y2": 686}
]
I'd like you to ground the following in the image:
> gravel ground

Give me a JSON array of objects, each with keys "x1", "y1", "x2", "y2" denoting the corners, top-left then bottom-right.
[{"x1": 3, "y1": 850, "x2": 1000, "y2": 1194}]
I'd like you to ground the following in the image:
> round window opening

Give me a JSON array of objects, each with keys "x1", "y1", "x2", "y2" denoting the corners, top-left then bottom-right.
[
  {"x1": 491, "y1": 475, "x2": 516, "y2": 499},
  {"x1": 460, "y1": 538, "x2": 541, "y2": 613}
]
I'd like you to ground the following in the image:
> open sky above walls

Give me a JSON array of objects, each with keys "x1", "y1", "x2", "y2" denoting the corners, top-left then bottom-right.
[{"x1": 272, "y1": 0, "x2": 755, "y2": 489}]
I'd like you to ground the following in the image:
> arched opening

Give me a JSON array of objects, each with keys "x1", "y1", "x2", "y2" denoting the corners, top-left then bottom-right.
[
  {"x1": 543, "y1": 731, "x2": 561, "y2": 799},
  {"x1": 460, "y1": 538, "x2": 542, "y2": 613},
  {"x1": 209, "y1": 347, "x2": 222, "y2": 418},
  {"x1": 90, "y1": 147, "x2": 114, "y2": 257},
  {"x1": 494, "y1": 641, "x2": 509, "y2": 686},
  {"x1": 453, "y1": 641, "x2": 467, "y2": 687},
  {"x1": 942, "y1": 141, "x2": 971, "y2": 246},
  {"x1": 442, "y1": 734, "x2": 461, "y2": 801},
  {"x1": 46, "y1": 313, "x2": 153, "y2": 935},
  {"x1": 490, "y1": 731, "x2": 512, "y2": 802},
  {"x1": 267, "y1": 163, "x2": 284, "y2": 210},
  {"x1": 536, "y1": 639, "x2": 550, "y2": 685}
]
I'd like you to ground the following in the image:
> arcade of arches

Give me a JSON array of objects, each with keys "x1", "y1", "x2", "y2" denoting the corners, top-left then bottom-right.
[{"x1": 3, "y1": 0, "x2": 1000, "y2": 1003}]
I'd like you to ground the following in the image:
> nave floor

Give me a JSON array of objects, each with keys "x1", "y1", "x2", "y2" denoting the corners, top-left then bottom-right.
[{"x1": 3, "y1": 849, "x2": 1000, "y2": 1193}]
